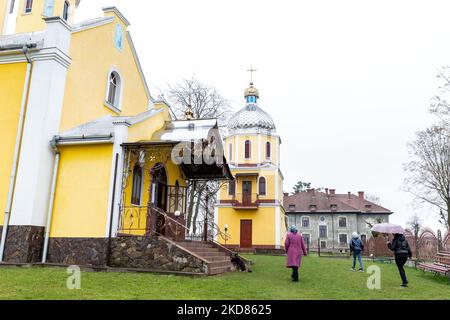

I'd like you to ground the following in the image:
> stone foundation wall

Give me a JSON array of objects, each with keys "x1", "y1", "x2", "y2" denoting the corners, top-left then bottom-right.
[
  {"x1": 3, "y1": 226, "x2": 45, "y2": 263},
  {"x1": 47, "y1": 238, "x2": 107, "y2": 266},
  {"x1": 45, "y1": 236, "x2": 208, "y2": 274},
  {"x1": 110, "y1": 236, "x2": 208, "y2": 274}
]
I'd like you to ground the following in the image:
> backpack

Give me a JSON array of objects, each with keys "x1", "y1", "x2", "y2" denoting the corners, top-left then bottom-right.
[{"x1": 351, "y1": 239, "x2": 362, "y2": 252}]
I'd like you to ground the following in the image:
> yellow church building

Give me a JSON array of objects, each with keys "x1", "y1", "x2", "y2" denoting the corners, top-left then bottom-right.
[
  {"x1": 0, "y1": 1, "x2": 237, "y2": 275},
  {"x1": 215, "y1": 83, "x2": 287, "y2": 251}
]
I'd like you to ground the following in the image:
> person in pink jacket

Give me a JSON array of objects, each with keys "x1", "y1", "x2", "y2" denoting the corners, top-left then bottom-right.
[{"x1": 285, "y1": 225, "x2": 308, "y2": 282}]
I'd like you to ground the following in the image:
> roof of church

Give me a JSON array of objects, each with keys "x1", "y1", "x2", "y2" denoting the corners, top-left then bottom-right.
[
  {"x1": 228, "y1": 105, "x2": 276, "y2": 131},
  {"x1": 284, "y1": 190, "x2": 393, "y2": 214},
  {"x1": 150, "y1": 119, "x2": 219, "y2": 143},
  {"x1": 227, "y1": 83, "x2": 276, "y2": 132},
  {"x1": 0, "y1": 32, "x2": 45, "y2": 50},
  {"x1": 57, "y1": 108, "x2": 163, "y2": 139}
]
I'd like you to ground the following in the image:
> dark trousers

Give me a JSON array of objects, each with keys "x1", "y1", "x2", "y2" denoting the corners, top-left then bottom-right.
[
  {"x1": 395, "y1": 253, "x2": 409, "y2": 285},
  {"x1": 291, "y1": 267, "x2": 299, "y2": 281}
]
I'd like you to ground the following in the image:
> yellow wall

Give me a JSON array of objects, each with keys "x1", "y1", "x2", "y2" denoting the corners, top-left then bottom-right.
[
  {"x1": 127, "y1": 110, "x2": 170, "y2": 143},
  {"x1": 225, "y1": 134, "x2": 280, "y2": 166},
  {"x1": 217, "y1": 207, "x2": 276, "y2": 246},
  {"x1": 0, "y1": 62, "x2": 27, "y2": 225},
  {"x1": 60, "y1": 15, "x2": 150, "y2": 131},
  {"x1": 14, "y1": 0, "x2": 77, "y2": 34},
  {"x1": 220, "y1": 170, "x2": 277, "y2": 201},
  {"x1": 50, "y1": 144, "x2": 113, "y2": 238}
]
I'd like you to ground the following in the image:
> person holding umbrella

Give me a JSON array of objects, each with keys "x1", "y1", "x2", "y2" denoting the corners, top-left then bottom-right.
[
  {"x1": 387, "y1": 233, "x2": 412, "y2": 287},
  {"x1": 371, "y1": 223, "x2": 412, "y2": 287}
]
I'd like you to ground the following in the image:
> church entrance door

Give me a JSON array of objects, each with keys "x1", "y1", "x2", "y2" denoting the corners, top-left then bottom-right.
[
  {"x1": 240, "y1": 220, "x2": 253, "y2": 248},
  {"x1": 149, "y1": 164, "x2": 168, "y2": 236}
]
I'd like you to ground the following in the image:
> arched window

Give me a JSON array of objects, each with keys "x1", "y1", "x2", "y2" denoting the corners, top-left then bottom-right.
[
  {"x1": 244, "y1": 140, "x2": 251, "y2": 159},
  {"x1": 10, "y1": 0, "x2": 16, "y2": 14},
  {"x1": 228, "y1": 180, "x2": 236, "y2": 196},
  {"x1": 25, "y1": 0, "x2": 33, "y2": 13},
  {"x1": 62, "y1": 1, "x2": 70, "y2": 21},
  {"x1": 266, "y1": 142, "x2": 271, "y2": 159},
  {"x1": 259, "y1": 177, "x2": 266, "y2": 196},
  {"x1": 106, "y1": 70, "x2": 122, "y2": 109},
  {"x1": 131, "y1": 164, "x2": 143, "y2": 205}
]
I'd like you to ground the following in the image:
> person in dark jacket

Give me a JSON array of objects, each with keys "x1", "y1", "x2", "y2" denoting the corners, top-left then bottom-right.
[
  {"x1": 349, "y1": 232, "x2": 364, "y2": 271},
  {"x1": 387, "y1": 233, "x2": 412, "y2": 287}
]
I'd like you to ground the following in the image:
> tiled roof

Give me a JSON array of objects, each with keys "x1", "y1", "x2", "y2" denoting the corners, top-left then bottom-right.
[{"x1": 284, "y1": 190, "x2": 393, "y2": 214}]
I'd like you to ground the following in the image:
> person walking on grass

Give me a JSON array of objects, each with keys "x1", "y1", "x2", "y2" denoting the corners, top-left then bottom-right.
[
  {"x1": 387, "y1": 233, "x2": 412, "y2": 287},
  {"x1": 349, "y1": 232, "x2": 364, "y2": 272},
  {"x1": 285, "y1": 225, "x2": 307, "y2": 282}
]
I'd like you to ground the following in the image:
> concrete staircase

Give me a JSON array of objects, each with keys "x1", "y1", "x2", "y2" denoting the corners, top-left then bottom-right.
[{"x1": 177, "y1": 241, "x2": 233, "y2": 275}]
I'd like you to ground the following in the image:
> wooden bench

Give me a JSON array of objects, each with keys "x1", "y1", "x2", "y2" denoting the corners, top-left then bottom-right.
[{"x1": 417, "y1": 251, "x2": 450, "y2": 279}]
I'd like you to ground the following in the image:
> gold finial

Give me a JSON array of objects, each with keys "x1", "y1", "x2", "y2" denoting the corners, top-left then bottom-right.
[{"x1": 185, "y1": 105, "x2": 194, "y2": 120}]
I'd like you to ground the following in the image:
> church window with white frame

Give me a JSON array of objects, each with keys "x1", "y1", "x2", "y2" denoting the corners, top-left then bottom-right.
[
  {"x1": 106, "y1": 70, "x2": 122, "y2": 110},
  {"x1": 266, "y1": 141, "x2": 271, "y2": 159},
  {"x1": 244, "y1": 140, "x2": 251, "y2": 159},
  {"x1": 258, "y1": 177, "x2": 266, "y2": 196},
  {"x1": 131, "y1": 164, "x2": 143, "y2": 206},
  {"x1": 62, "y1": 1, "x2": 70, "y2": 21},
  {"x1": 25, "y1": 0, "x2": 33, "y2": 13}
]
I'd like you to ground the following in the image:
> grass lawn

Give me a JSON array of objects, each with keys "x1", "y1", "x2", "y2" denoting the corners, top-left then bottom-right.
[{"x1": 0, "y1": 254, "x2": 448, "y2": 300}]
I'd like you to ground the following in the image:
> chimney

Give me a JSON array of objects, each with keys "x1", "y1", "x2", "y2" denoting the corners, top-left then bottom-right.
[
  {"x1": 358, "y1": 191, "x2": 365, "y2": 199},
  {"x1": 325, "y1": 188, "x2": 329, "y2": 195},
  {"x1": 284, "y1": 192, "x2": 289, "y2": 198},
  {"x1": 348, "y1": 192, "x2": 351, "y2": 200},
  {"x1": 329, "y1": 189, "x2": 336, "y2": 196}
]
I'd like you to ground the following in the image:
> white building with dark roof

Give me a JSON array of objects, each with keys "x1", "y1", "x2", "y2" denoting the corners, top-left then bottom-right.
[{"x1": 284, "y1": 189, "x2": 393, "y2": 251}]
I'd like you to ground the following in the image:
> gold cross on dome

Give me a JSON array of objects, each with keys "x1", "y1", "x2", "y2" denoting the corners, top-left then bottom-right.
[{"x1": 247, "y1": 65, "x2": 257, "y2": 84}]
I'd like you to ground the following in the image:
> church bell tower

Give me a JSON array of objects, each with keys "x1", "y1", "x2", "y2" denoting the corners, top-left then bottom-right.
[{"x1": 215, "y1": 69, "x2": 287, "y2": 251}]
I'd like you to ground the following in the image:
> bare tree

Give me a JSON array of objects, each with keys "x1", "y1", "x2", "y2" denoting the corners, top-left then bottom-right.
[
  {"x1": 167, "y1": 77, "x2": 231, "y2": 121},
  {"x1": 438, "y1": 209, "x2": 448, "y2": 230},
  {"x1": 430, "y1": 66, "x2": 450, "y2": 126},
  {"x1": 292, "y1": 180, "x2": 323, "y2": 194},
  {"x1": 365, "y1": 217, "x2": 385, "y2": 229},
  {"x1": 404, "y1": 125, "x2": 450, "y2": 230},
  {"x1": 166, "y1": 77, "x2": 231, "y2": 231},
  {"x1": 407, "y1": 214, "x2": 422, "y2": 258},
  {"x1": 365, "y1": 193, "x2": 381, "y2": 205}
]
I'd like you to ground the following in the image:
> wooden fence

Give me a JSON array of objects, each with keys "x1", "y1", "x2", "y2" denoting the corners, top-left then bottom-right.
[{"x1": 362, "y1": 229, "x2": 450, "y2": 260}]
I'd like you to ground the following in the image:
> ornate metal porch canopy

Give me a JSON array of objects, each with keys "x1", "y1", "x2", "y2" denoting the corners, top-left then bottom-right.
[{"x1": 121, "y1": 141, "x2": 233, "y2": 181}]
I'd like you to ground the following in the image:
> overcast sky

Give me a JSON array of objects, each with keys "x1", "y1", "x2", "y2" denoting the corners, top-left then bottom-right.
[{"x1": 76, "y1": 0, "x2": 449, "y2": 232}]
